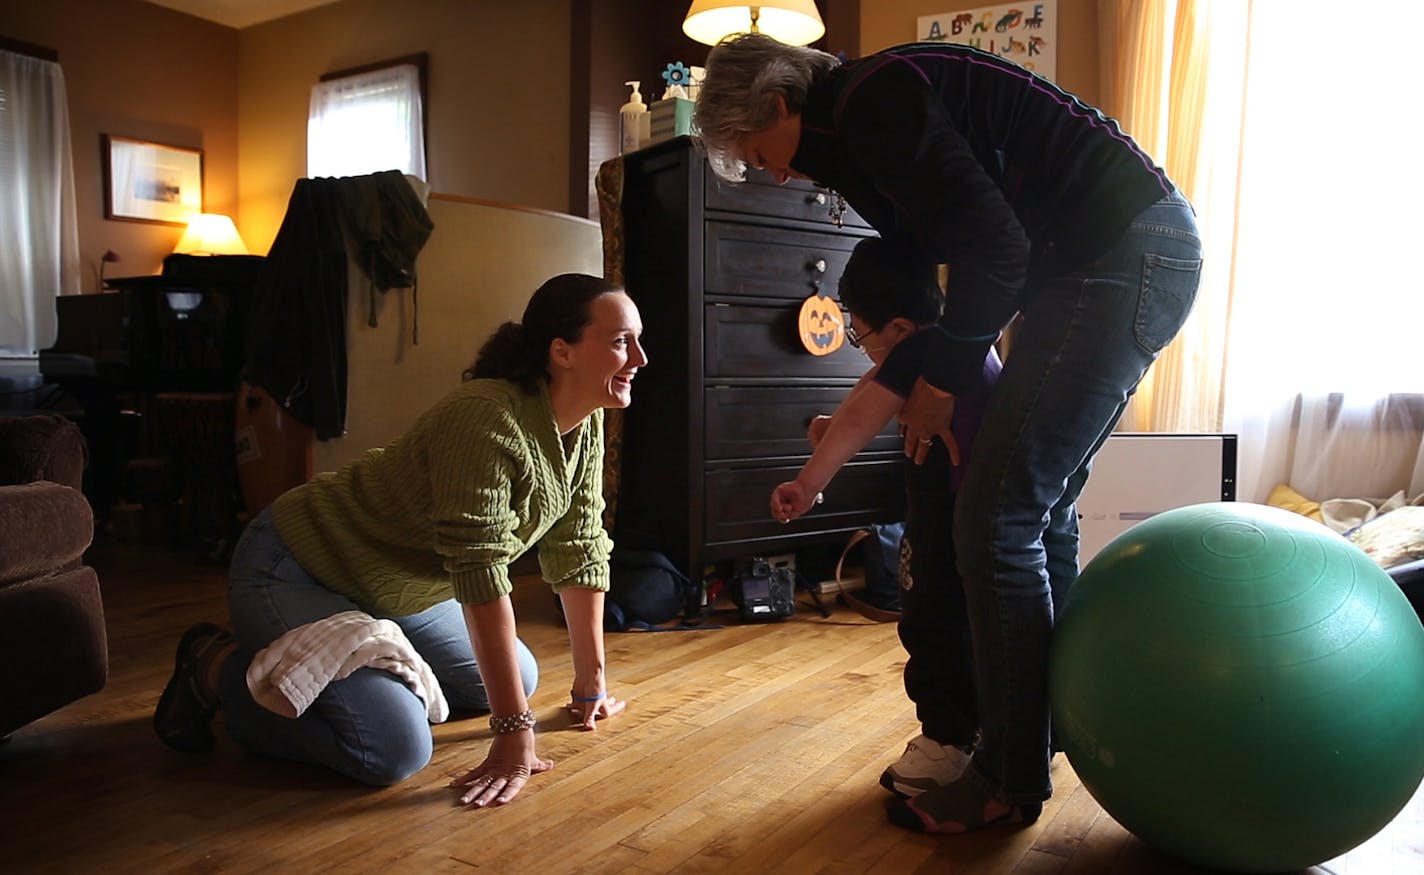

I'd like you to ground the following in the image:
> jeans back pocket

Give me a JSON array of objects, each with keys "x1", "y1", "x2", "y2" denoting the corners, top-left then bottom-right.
[{"x1": 1135, "y1": 253, "x2": 1202, "y2": 354}]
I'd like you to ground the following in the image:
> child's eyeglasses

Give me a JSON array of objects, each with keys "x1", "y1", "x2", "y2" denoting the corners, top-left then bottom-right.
[{"x1": 845, "y1": 323, "x2": 875, "y2": 349}]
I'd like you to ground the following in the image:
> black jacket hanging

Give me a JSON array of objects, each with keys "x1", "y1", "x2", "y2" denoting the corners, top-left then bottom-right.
[{"x1": 246, "y1": 171, "x2": 433, "y2": 440}]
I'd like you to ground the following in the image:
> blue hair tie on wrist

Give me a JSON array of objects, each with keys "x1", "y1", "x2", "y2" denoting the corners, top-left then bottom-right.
[{"x1": 571, "y1": 691, "x2": 607, "y2": 703}]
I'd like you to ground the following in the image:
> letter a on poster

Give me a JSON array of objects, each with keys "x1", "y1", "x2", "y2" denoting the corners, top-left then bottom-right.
[{"x1": 917, "y1": 1, "x2": 1057, "y2": 81}]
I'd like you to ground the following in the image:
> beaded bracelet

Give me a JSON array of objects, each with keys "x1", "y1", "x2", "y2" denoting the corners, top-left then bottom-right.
[{"x1": 489, "y1": 708, "x2": 537, "y2": 735}]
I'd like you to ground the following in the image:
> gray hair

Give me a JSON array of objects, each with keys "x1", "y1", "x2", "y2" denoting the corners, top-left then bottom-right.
[{"x1": 693, "y1": 33, "x2": 840, "y2": 182}]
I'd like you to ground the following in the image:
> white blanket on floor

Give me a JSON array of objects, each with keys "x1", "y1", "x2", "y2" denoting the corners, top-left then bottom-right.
[{"x1": 245, "y1": 610, "x2": 449, "y2": 723}]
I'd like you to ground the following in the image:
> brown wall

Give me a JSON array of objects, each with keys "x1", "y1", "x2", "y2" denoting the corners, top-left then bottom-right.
[
  {"x1": 858, "y1": 0, "x2": 1100, "y2": 106},
  {"x1": 2, "y1": 0, "x2": 240, "y2": 289},
  {"x1": 237, "y1": 0, "x2": 573, "y2": 253},
  {"x1": 570, "y1": 0, "x2": 704, "y2": 221},
  {"x1": 2, "y1": 0, "x2": 578, "y2": 275},
  {"x1": 3, "y1": 0, "x2": 1100, "y2": 287}
]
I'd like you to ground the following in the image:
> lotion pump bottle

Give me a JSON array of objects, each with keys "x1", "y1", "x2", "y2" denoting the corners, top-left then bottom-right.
[{"x1": 620, "y1": 80, "x2": 649, "y2": 154}]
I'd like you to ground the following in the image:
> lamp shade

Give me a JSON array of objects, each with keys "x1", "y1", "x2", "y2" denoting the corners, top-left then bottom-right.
[
  {"x1": 173, "y1": 213, "x2": 250, "y2": 255},
  {"x1": 683, "y1": 0, "x2": 825, "y2": 46}
]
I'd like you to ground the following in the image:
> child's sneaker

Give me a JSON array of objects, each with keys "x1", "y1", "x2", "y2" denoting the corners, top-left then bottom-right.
[{"x1": 879, "y1": 734, "x2": 972, "y2": 797}]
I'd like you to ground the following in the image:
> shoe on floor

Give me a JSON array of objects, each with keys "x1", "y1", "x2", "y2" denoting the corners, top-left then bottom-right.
[
  {"x1": 879, "y1": 734, "x2": 973, "y2": 797},
  {"x1": 153, "y1": 622, "x2": 232, "y2": 753},
  {"x1": 885, "y1": 776, "x2": 1043, "y2": 834}
]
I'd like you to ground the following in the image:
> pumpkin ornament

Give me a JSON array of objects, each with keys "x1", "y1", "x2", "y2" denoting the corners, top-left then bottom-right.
[{"x1": 798, "y1": 290, "x2": 845, "y2": 356}]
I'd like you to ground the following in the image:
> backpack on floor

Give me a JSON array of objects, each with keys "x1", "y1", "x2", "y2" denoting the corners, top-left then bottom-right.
[{"x1": 605, "y1": 547, "x2": 715, "y2": 632}]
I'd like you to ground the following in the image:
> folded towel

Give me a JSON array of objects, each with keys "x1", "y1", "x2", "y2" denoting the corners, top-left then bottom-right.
[{"x1": 246, "y1": 610, "x2": 448, "y2": 723}]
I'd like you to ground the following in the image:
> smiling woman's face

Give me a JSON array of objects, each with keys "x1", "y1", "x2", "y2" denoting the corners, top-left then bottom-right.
[{"x1": 562, "y1": 292, "x2": 646, "y2": 410}]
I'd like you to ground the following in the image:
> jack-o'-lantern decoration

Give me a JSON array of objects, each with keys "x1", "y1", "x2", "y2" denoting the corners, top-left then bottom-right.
[{"x1": 798, "y1": 292, "x2": 844, "y2": 355}]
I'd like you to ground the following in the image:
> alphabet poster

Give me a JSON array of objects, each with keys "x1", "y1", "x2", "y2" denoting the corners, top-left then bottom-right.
[{"x1": 917, "y1": 2, "x2": 1057, "y2": 81}]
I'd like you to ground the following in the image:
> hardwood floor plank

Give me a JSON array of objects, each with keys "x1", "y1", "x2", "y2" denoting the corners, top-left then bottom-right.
[{"x1": 1031, "y1": 777, "x2": 1101, "y2": 863}]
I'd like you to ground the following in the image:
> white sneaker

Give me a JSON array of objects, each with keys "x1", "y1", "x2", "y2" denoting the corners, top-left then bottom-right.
[{"x1": 879, "y1": 734, "x2": 972, "y2": 797}]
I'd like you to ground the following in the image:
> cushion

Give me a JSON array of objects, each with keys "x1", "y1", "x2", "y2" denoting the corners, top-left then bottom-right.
[
  {"x1": 1345, "y1": 506, "x2": 1424, "y2": 570},
  {"x1": 0, "y1": 415, "x2": 86, "y2": 489},
  {"x1": 1266, "y1": 482, "x2": 1323, "y2": 524},
  {"x1": 0, "y1": 481, "x2": 93, "y2": 584}
]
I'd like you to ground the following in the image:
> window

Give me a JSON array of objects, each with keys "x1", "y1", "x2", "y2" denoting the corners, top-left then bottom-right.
[
  {"x1": 307, "y1": 54, "x2": 427, "y2": 180},
  {"x1": 0, "y1": 41, "x2": 78, "y2": 367}
]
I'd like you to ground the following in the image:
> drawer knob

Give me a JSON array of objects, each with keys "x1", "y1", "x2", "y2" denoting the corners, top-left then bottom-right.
[
  {"x1": 811, "y1": 193, "x2": 828, "y2": 205},
  {"x1": 810, "y1": 258, "x2": 827, "y2": 274}
]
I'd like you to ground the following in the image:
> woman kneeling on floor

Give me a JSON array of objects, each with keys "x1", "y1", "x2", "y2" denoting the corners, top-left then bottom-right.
[{"x1": 153, "y1": 273, "x2": 645, "y2": 808}]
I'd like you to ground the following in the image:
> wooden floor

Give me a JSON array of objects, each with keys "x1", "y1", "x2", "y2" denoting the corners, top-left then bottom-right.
[{"x1": 3, "y1": 537, "x2": 1421, "y2": 874}]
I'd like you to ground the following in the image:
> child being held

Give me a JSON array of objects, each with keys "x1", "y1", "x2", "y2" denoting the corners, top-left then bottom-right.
[
  {"x1": 770, "y1": 235, "x2": 1002, "y2": 800},
  {"x1": 770, "y1": 236, "x2": 999, "y2": 523}
]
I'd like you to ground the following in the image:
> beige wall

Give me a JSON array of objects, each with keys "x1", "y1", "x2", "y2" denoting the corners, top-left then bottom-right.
[
  {"x1": 237, "y1": 0, "x2": 572, "y2": 254},
  {"x1": 858, "y1": 0, "x2": 1100, "y2": 106},
  {"x1": 313, "y1": 194, "x2": 601, "y2": 473},
  {"x1": 2, "y1": 0, "x2": 240, "y2": 289}
]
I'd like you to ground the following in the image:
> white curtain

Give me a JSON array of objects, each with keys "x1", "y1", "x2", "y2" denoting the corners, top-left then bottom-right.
[
  {"x1": 307, "y1": 64, "x2": 426, "y2": 180},
  {"x1": 1220, "y1": 2, "x2": 1424, "y2": 504},
  {"x1": 0, "y1": 48, "x2": 79, "y2": 356}
]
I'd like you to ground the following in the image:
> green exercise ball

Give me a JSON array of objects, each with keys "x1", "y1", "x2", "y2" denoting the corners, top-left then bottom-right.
[{"x1": 1050, "y1": 502, "x2": 1424, "y2": 873}]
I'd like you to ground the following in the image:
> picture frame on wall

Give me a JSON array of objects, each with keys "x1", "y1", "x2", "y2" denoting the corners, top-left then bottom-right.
[{"x1": 102, "y1": 135, "x2": 203, "y2": 225}]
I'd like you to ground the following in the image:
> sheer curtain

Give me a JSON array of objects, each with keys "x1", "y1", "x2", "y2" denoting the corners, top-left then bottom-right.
[
  {"x1": 1224, "y1": 2, "x2": 1423, "y2": 502},
  {"x1": 1099, "y1": 0, "x2": 1424, "y2": 503},
  {"x1": 307, "y1": 63, "x2": 426, "y2": 180},
  {"x1": 0, "y1": 48, "x2": 79, "y2": 361}
]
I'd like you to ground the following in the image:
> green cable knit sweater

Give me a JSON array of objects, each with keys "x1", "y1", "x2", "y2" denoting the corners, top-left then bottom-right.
[{"x1": 271, "y1": 378, "x2": 612, "y2": 617}]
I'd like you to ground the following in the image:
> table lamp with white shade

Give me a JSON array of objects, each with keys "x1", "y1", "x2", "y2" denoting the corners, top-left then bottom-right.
[{"x1": 682, "y1": 0, "x2": 825, "y2": 47}]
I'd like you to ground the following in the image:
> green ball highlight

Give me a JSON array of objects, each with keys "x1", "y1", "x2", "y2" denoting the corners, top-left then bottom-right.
[{"x1": 1050, "y1": 502, "x2": 1424, "y2": 873}]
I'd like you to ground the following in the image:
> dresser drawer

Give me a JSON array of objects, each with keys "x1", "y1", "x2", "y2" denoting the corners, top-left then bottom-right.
[
  {"x1": 705, "y1": 459, "x2": 905, "y2": 545},
  {"x1": 704, "y1": 222, "x2": 861, "y2": 301},
  {"x1": 705, "y1": 302, "x2": 869, "y2": 379},
  {"x1": 706, "y1": 386, "x2": 903, "y2": 461},
  {"x1": 706, "y1": 170, "x2": 870, "y2": 229}
]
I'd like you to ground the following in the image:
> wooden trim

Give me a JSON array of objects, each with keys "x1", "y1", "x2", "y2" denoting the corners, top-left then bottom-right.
[
  {"x1": 428, "y1": 192, "x2": 599, "y2": 229},
  {"x1": 569, "y1": 0, "x2": 593, "y2": 218},
  {"x1": 821, "y1": 0, "x2": 858, "y2": 59},
  {"x1": 0, "y1": 37, "x2": 58, "y2": 62},
  {"x1": 320, "y1": 51, "x2": 427, "y2": 84}
]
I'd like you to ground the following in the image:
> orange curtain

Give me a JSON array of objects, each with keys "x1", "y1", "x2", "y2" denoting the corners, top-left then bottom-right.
[{"x1": 1096, "y1": 0, "x2": 1242, "y2": 433}]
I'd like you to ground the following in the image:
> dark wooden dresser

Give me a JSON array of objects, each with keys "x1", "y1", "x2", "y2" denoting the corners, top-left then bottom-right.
[{"x1": 613, "y1": 136, "x2": 906, "y2": 579}]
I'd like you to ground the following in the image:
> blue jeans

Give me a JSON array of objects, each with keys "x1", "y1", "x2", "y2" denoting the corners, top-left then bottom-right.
[
  {"x1": 219, "y1": 509, "x2": 540, "y2": 786},
  {"x1": 954, "y1": 191, "x2": 1201, "y2": 804}
]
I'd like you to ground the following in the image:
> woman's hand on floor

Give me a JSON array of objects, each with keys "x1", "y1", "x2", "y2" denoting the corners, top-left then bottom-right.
[
  {"x1": 451, "y1": 729, "x2": 553, "y2": 808},
  {"x1": 566, "y1": 688, "x2": 626, "y2": 731}
]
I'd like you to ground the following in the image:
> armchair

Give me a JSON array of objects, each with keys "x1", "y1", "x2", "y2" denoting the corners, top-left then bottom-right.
[{"x1": 0, "y1": 414, "x2": 108, "y2": 738}]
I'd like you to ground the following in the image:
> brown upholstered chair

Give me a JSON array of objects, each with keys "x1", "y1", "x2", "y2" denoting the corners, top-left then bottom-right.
[{"x1": 0, "y1": 414, "x2": 108, "y2": 738}]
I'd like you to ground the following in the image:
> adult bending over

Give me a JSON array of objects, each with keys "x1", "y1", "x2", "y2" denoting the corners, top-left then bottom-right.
[
  {"x1": 697, "y1": 35, "x2": 1201, "y2": 832},
  {"x1": 154, "y1": 273, "x2": 645, "y2": 808}
]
